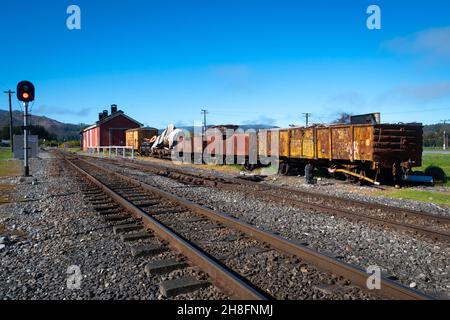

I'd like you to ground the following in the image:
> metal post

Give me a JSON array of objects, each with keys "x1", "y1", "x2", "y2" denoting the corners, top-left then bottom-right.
[
  {"x1": 23, "y1": 102, "x2": 30, "y2": 176},
  {"x1": 302, "y1": 113, "x2": 311, "y2": 127},
  {"x1": 440, "y1": 120, "x2": 450, "y2": 150},
  {"x1": 201, "y1": 109, "x2": 208, "y2": 140},
  {"x1": 3, "y1": 90, "x2": 15, "y2": 152},
  {"x1": 115, "y1": 147, "x2": 118, "y2": 157},
  {"x1": 444, "y1": 129, "x2": 447, "y2": 151},
  {"x1": 8, "y1": 91, "x2": 14, "y2": 152},
  {"x1": 123, "y1": 147, "x2": 125, "y2": 158},
  {"x1": 131, "y1": 148, "x2": 134, "y2": 160}
]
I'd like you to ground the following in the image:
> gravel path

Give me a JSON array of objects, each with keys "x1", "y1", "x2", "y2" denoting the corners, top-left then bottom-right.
[
  {"x1": 0, "y1": 154, "x2": 225, "y2": 300},
  {"x1": 95, "y1": 159, "x2": 450, "y2": 299}
]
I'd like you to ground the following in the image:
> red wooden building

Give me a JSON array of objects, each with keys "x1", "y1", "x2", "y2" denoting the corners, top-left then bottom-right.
[{"x1": 82, "y1": 105, "x2": 142, "y2": 151}]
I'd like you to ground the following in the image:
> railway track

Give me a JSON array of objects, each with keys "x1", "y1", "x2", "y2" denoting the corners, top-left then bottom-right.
[
  {"x1": 63, "y1": 153, "x2": 430, "y2": 300},
  {"x1": 82, "y1": 156, "x2": 450, "y2": 243}
]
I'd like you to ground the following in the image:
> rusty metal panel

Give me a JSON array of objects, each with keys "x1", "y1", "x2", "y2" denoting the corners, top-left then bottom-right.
[
  {"x1": 353, "y1": 126, "x2": 373, "y2": 161},
  {"x1": 258, "y1": 129, "x2": 280, "y2": 157},
  {"x1": 331, "y1": 126, "x2": 353, "y2": 160},
  {"x1": 279, "y1": 130, "x2": 290, "y2": 157},
  {"x1": 258, "y1": 130, "x2": 268, "y2": 156},
  {"x1": 289, "y1": 128, "x2": 302, "y2": 158},
  {"x1": 223, "y1": 132, "x2": 250, "y2": 157},
  {"x1": 125, "y1": 130, "x2": 137, "y2": 149},
  {"x1": 301, "y1": 128, "x2": 315, "y2": 158},
  {"x1": 126, "y1": 128, "x2": 158, "y2": 150},
  {"x1": 316, "y1": 128, "x2": 330, "y2": 159},
  {"x1": 372, "y1": 124, "x2": 423, "y2": 167}
]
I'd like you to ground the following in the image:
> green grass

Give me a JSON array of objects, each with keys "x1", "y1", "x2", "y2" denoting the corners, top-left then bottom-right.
[
  {"x1": 0, "y1": 149, "x2": 21, "y2": 176},
  {"x1": 418, "y1": 153, "x2": 450, "y2": 175},
  {"x1": 417, "y1": 153, "x2": 450, "y2": 186},
  {"x1": 377, "y1": 189, "x2": 450, "y2": 207},
  {"x1": 226, "y1": 164, "x2": 246, "y2": 171},
  {"x1": 63, "y1": 147, "x2": 82, "y2": 153},
  {"x1": 0, "y1": 149, "x2": 13, "y2": 160},
  {"x1": 423, "y1": 147, "x2": 445, "y2": 151},
  {"x1": 374, "y1": 153, "x2": 450, "y2": 206}
]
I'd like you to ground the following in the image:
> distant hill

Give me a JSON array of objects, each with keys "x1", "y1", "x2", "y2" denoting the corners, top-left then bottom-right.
[
  {"x1": 175, "y1": 124, "x2": 278, "y2": 133},
  {"x1": 0, "y1": 110, "x2": 84, "y2": 140},
  {"x1": 423, "y1": 123, "x2": 450, "y2": 135},
  {"x1": 0, "y1": 110, "x2": 277, "y2": 140},
  {"x1": 7, "y1": 109, "x2": 445, "y2": 144},
  {"x1": 423, "y1": 123, "x2": 450, "y2": 147}
]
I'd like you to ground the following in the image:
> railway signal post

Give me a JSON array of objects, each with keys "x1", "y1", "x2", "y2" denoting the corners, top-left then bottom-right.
[{"x1": 16, "y1": 81, "x2": 35, "y2": 177}]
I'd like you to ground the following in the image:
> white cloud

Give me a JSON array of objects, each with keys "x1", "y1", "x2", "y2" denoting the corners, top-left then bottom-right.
[
  {"x1": 34, "y1": 105, "x2": 92, "y2": 117},
  {"x1": 242, "y1": 115, "x2": 277, "y2": 126},
  {"x1": 376, "y1": 81, "x2": 450, "y2": 105},
  {"x1": 383, "y1": 26, "x2": 450, "y2": 60}
]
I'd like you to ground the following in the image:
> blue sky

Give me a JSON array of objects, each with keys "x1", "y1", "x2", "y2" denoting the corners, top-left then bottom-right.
[{"x1": 1, "y1": 0, "x2": 450, "y2": 127}]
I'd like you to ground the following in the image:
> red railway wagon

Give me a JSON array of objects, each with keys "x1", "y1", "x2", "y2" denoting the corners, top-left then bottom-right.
[{"x1": 173, "y1": 126, "x2": 253, "y2": 164}]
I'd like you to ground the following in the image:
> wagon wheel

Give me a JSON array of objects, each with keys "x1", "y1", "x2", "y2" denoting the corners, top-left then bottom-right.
[
  {"x1": 244, "y1": 160, "x2": 255, "y2": 171},
  {"x1": 278, "y1": 162, "x2": 286, "y2": 175},
  {"x1": 282, "y1": 163, "x2": 291, "y2": 175}
]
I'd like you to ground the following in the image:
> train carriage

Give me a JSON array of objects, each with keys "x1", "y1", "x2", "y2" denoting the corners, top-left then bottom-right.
[
  {"x1": 260, "y1": 123, "x2": 423, "y2": 183},
  {"x1": 125, "y1": 127, "x2": 159, "y2": 154},
  {"x1": 147, "y1": 120, "x2": 423, "y2": 185}
]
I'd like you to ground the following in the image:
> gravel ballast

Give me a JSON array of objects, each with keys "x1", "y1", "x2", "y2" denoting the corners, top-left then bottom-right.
[
  {"x1": 109, "y1": 156, "x2": 450, "y2": 217},
  {"x1": 0, "y1": 154, "x2": 225, "y2": 300},
  {"x1": 94, "y1": 157, "x2": 450, "y2": 299}
]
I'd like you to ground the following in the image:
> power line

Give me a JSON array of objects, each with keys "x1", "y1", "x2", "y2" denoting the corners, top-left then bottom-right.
[{"x1": 3, "y1": 89, "x2": 15, "y2": 151}]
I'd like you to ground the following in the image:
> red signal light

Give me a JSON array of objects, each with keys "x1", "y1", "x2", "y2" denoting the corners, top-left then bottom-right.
[{"x1": 17, "y1": 81, "x2": 35, "y2": 102}]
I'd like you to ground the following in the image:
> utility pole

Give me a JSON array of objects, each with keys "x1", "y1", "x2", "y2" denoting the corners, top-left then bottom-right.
[
  {"x1": 441, "y1": 120, "x2": 450, "y2": 150},
  {"x1": 3, "y1": 89, "x2": 15, "y2": 151},
  {"x1": 201, "y1": 109, "x2": 208, "y2": 137},
  {"x1": 302, "y1": 113, "x2": 311, "y2": 127}
]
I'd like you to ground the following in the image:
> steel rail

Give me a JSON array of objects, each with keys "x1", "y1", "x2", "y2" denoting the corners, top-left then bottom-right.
[
  {"x1": 73, "y1": 156, "x2": 431, "y2": 300},
  {"x1": 84, "y1": 156, "x2": 450, "y2": 242},
  {"x1": 65, "y1": 157, "x2": 269, "y2": 300},
  {"x1": 91, "y1": 156, "x2": 450, "y2": 225},
  {"x1": 252, "y1": 183, "x2": 450, "y2": 225},
  {"x1": 247, "y1": 190, "x2": 450, "y2": 243}
]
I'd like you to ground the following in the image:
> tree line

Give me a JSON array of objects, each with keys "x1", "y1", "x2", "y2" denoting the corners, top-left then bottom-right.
[
  {"x1": 423, "y1": 131, "x2": 447, "y2": 148},
  {"x1": 0, "y1": 125, "x2": 56, "y2": 141},
  {"x1": 1, "y1": 120, "x2": 448, "y2": 148}
]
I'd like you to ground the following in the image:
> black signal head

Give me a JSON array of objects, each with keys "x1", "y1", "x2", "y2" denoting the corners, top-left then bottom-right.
[{"x1": 17, "y1": 81, "x2": 35, "y2": 102}]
